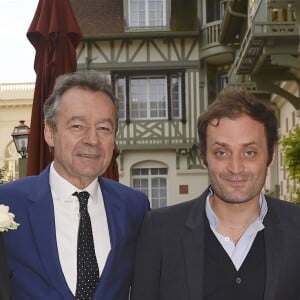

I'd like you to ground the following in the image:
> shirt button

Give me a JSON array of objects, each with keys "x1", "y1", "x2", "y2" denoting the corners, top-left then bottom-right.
[{"x1": 236, "y1": 277, "x2": 242, "y2": 284}]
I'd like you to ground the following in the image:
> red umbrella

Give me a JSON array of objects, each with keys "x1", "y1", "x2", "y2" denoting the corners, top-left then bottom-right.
[
  {"x1": 26, "y1": 0, "x2": 119, "y2": 181},
  {"x1": 26, "y1": 0, "x2": 82, "y2": 176}
]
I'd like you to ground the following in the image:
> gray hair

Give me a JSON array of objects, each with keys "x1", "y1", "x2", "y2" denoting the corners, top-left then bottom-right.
[{"x1": 43, "y1": 70, "x2": 119, "y2": 131}]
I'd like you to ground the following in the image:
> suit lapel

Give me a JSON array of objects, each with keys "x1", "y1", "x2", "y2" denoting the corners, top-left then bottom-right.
[
  {"x1": 27, "y1": 166, "x2": 73, "y2": 299},
  {"x1": 183, "y1": 191, "x2": 208, "y2": 300},
  {"x1": 263, "y1": 197, "x2": 283, "y2": 300},
  {"x1": 93, "y1": 177, "x2": 124, "y2": 298}
]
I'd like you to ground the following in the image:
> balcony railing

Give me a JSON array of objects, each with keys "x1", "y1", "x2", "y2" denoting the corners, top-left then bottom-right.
[
  {"x1": 228, "y1": 20, "x2": 298, "y2": 76},
  {"x1": 0, "y1": 82, "x2": 35, "y2": 93},
  {"x1": 200, "y1": 20, "x2": 222, "y2": 50},
  {"x1": 116, "y1": 119, "x2": 196, "y2": 150},
  {"x1": 0, "y1": 82, "x2": 35, "y2": 102},
  {"x1": 252, "y1": 21, "x2": 298, "y2": 35}
]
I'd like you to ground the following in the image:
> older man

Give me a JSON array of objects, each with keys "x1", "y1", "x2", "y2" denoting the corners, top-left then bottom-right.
[{"x1": 1, "y1": 71, "x2": 149, "y2": 300}]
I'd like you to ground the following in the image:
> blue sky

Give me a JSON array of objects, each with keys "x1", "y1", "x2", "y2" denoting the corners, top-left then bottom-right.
[{"x1": 0, "y1": 0, "x2": 39, "y2": 83}]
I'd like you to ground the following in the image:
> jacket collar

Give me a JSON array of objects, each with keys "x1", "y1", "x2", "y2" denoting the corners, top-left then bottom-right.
[{"x1": 183, "y1": 188, "x2": 209, "y2": 300}]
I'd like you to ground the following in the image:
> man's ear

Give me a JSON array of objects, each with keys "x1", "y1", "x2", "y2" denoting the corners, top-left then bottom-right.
[{"x1": 44, "y1": 123, "x2": 54, "y2": 147}]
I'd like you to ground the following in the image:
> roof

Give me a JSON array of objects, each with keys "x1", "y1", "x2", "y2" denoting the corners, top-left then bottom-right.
[{"x1": 70, "y1": 0, "x2": 124, "y2": 35}]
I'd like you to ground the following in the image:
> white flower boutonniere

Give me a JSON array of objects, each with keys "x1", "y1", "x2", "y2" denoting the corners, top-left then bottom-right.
[{"x1": 0, "y1": 204, "x2": 19, "y2": 232}]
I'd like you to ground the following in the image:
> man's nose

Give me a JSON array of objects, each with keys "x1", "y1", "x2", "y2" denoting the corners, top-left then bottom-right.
[
  {"x1": 82, "y1": 127, "x2": 98, "y2": 145},
  {"x1": 227, "y1": 154, "x2": 244, "y2": 173}
]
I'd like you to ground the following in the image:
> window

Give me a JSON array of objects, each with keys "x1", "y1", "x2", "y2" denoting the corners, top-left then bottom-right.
[
  {"x1": 218, "y1": 74, "x2": 228, "y2": 91},
  {"x1": 132, "y1": 167, "x2": 168, "y2": 208},
  {"x1": 115, "y1": 77, "x2": 126, "y2": 119},
  {"x1": 171, "y1": 76, "x2": 181, "y2": 118},
  {"x1": 206, "y1": 0, "x2": 221, "y2": 23},
  {"x1": 131, "y1": 77, "x2": 166, "y2": 118},
  {"x1": 219, "y1": 0, "x2": 227, "y2": 19},
  {"x1": 114, "y1": 72, "x2": 184, "y2": 121},
  {"x1": 128, "y1": 0, "x2": 167, "y2": 29},
  {"x1": 208, "y1": 71, "x2": 228, "y2": 106}
]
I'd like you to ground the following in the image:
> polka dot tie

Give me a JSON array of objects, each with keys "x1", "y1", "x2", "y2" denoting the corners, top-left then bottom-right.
[{"x1": 73, "y1": 191, "x2": 99, "y2": 300}]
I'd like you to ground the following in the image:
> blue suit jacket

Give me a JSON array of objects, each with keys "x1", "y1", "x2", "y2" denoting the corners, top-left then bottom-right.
[
  {"x1": 0, "y1": 233, "x2": 10, "y2": 300},
  {"x1": 0, "y1": 165, "x2": 149, "y2": 300}
]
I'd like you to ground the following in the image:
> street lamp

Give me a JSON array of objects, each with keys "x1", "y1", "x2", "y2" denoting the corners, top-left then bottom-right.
[
  {"x1": 11, "y1": 120, "x2": 30, "y2": 178},
  {"x1": 11, "y1": 120, "x2": 30, "y2": 158}
]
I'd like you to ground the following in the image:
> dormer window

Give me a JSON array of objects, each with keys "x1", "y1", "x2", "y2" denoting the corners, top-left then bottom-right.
[{"x1": 124, "y1": 0, "x2": 170, "y2": 31}]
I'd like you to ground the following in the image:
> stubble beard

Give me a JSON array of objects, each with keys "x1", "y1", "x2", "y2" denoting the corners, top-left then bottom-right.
[{"x1": 208, "y1": 170, "x2": 266, "y2": 204}]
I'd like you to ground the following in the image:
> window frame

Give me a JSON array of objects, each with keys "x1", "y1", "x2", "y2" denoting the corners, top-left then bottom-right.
[
  {"x1": 131, "y1": 166, "x2": 168, "y2": 208},
  {"x1": 129, "y1": 75, "x2": 168, "y2": 120},
  {"x1": 112, "y1": 70, "x2": 186, "y2": 124},
  {"x1": 124, "y1": 0, "x2": 171, "y2": 31}
]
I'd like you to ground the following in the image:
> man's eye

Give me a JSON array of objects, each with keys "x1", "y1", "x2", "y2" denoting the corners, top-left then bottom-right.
[
  {"x1": 72, "y1": 125, "x2": 82, "y2": 129},
  {"x1": 215, "y1": 150, "x2": 228, "y2": 157},
  {"x1": 98, "y1": 126, "x2": 112, "y2": 133},
  {"x1": 244, "y1": 150, "x2": 256, "y2": 157}
]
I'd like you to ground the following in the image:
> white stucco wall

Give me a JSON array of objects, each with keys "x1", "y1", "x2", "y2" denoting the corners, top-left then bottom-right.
[{"x1": 118, "y1": 150, "x2": 209, "y2": 206}]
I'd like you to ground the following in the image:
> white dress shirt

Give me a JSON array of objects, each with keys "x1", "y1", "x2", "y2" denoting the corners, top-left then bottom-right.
[
  {"x1": 205, "y1": 189, "x2": 267, "y2": 270},
  {"x1": 49, "y1": 163, "x2": 111, "y2": 295}
]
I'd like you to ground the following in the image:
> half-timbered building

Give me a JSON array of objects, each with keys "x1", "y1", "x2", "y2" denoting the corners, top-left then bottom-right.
[
  {"x1": 69, "y1": 0, "x2": 300, "y2": 205},
  {"x1": 1, "y1": 0, "x2": 299, "y2": 202},
  {"x1": 71, "y1": 0, "x2": 209, "y2": 207}
]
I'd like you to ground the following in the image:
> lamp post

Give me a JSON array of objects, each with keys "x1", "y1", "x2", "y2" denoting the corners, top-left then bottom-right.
[{"x1": 11, "y1": 120, "x2": 30, "y2": 178}]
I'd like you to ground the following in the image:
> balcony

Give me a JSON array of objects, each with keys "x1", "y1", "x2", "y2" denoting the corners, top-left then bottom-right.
[
  {"x1": 229, "y1": 21, "x2": 299, "y2": 76},
  {"x1": 199, "y1": 20, "x2": 235, "y2": 64},
  {"x1": 221, "y1": 0, "x2": 300, "y2": 109}
]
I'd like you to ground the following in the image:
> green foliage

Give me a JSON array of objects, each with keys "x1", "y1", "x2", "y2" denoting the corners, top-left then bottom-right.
[{"x1": 281, "y1": 125, "x2": 300, "y2": 203}]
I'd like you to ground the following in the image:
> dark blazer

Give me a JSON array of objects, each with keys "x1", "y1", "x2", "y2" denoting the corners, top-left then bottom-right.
[
  {"x1": 0, "y1": 164, "x2": 150, "y2": 300},
  {"x1": 131, "y1": 188, "x2": 300, "y2": 300},
  {"x1": 0, "y1": 233, "x2": 10, "y2": 300}
]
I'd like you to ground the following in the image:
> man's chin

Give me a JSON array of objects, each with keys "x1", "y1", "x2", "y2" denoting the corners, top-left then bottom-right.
[
  {"x1": 214, "y1": 186, "x2": 251, "y2": 204},
  {"x1": 221, "y1": 192, "x2": 253, "y2": 204}
]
